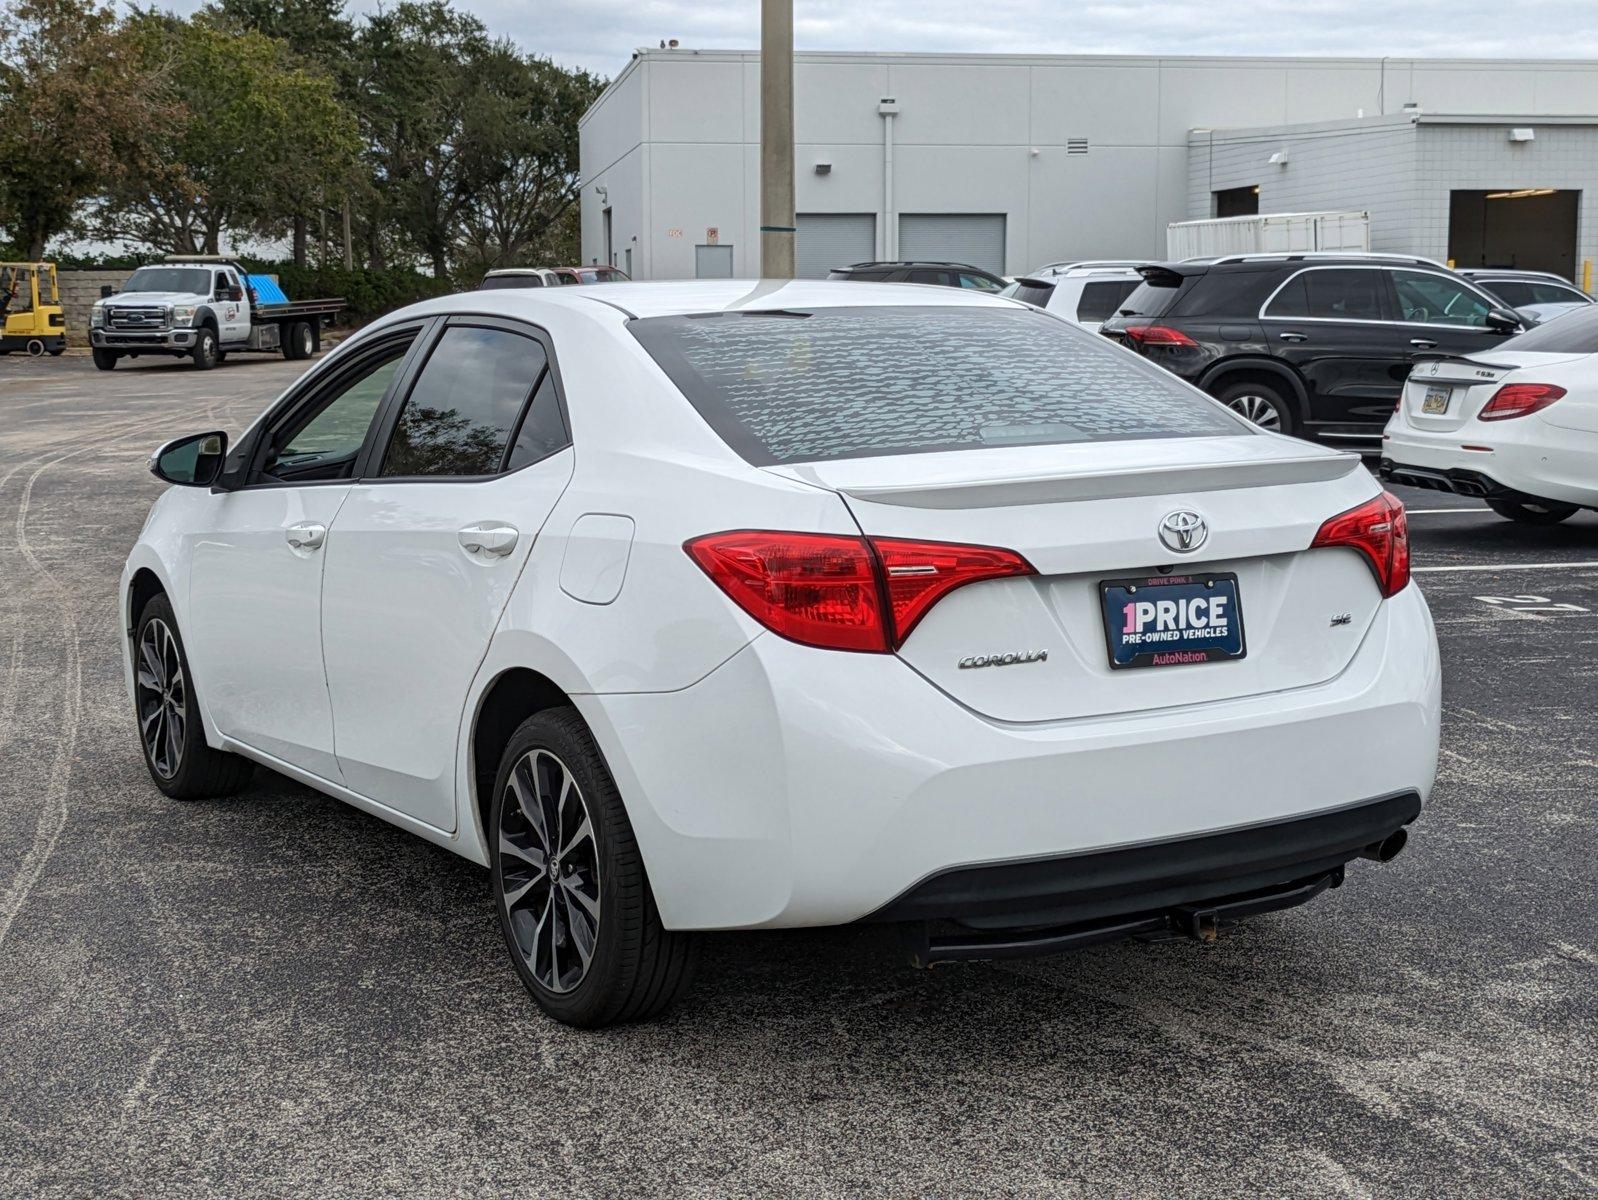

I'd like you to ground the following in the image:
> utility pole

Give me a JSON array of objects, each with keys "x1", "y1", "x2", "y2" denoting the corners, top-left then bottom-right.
[{"x1": 759, "y1": 0, "x2": 795, "y2": 278}]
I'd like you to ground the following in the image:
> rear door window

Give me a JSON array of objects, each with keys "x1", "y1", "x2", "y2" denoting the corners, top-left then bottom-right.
[
  {"x1": 379, "y1": 325, "x2": 555, "y2": 477},
  {"x1": 630, "y1": 306, "x2": 1245, "y2": 465},
  {"x1": 1265, "y1": 269, "x2": 1387, "y2": 321}
]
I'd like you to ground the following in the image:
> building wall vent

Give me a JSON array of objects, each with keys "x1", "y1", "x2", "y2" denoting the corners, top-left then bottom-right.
[{"x1": 1066, "y1": 137, "x2": 1089, "y2": 155}]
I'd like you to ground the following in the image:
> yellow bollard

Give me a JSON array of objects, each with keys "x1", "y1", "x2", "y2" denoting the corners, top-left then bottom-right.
[
  {"x1": 1584, "y1": 260, "x2": 1592, "y2": 293},
  {"x1": 1446, "y1": 257, "x2": 1455, "y2": 269}
]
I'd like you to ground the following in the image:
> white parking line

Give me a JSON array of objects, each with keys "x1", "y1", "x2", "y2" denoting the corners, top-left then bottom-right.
[{"x1": 1414, "y1": 561, "x2": 1598, "y2": 574}]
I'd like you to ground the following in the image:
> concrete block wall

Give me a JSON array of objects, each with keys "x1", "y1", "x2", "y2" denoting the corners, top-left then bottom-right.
[
  {"x1": 1414, "y1": 121, "x2": 1598, "y2": 279},
  {"x1": 57, "y1": 270, "x2": 134, "y2": 347},
  {"x1": 1187, "y1": 116, "x2": 1420, "y2": 254}
]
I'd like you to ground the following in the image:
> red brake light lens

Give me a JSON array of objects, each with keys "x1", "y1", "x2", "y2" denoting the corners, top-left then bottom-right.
[
  {"x1": 685, "y1": 531, "x2": 1034, "y2": 652},
  {"x1": 1310, "y1": 492, "x2": 1410, "y2": 598},
  {"x1": 1123, "y1": 324, "x2": 1198, "y2": 348},
  {"x1": 873, "y1": 538, "x2": 1035, "y2": 644},
  {"x1": 1479, "y1": 382, "x2": 1565, "y2": 421}
]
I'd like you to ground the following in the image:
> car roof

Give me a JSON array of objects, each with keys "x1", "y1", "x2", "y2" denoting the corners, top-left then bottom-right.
[
  {"x1": 1461, "y1": 268, "x2": 1574, "y2": 282},
  {"x1": 399, "y1": 279, "x2": 1025, "y2": 324},
  {"x1": 837, "y1": 261, "x2": 996, "y2": 273}
]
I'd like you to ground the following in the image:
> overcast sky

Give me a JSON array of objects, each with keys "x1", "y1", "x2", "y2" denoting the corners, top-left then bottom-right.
[{"x1": 148, "y1": 1, "x2": 1598, "y2": 78}]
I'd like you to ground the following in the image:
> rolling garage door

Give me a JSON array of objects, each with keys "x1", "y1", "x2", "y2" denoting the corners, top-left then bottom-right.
[
  {"x1": 897, "y1": 214, "x2": 1006, "y2": 274},
  {"x1": 796, "y1": 213, "x2": 877, "y2": 278}
]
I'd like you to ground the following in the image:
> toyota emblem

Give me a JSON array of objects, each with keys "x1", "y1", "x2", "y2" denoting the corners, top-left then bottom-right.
[{"x1": 1158, "y1": 510, "x2": 1208, "y2": 554}]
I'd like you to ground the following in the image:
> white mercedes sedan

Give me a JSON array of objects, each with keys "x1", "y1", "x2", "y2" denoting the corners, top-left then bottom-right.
[
  {"x1": 1382, "y1": 303, "x2": 1598, "y2": 523},
  {"x1": 124, "y1": 281, "x2": 1440, "y2": 1026}
]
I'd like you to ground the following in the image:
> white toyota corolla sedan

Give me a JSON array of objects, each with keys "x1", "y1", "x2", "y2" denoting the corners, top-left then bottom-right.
[
  {"x1": 124, "y1": 281, "x2": 1440, "y2": 1026},
  {"x1": 1381, "y1": 304, "x2": 1598, "y2": 523}
]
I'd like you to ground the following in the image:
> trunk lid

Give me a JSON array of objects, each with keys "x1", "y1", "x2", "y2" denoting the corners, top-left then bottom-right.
[
  {"x1": 770, "y1": 436, "x2": 1384, "y2": 724},
  {"x1": 1402, "y1": 350, "x2": 1585, "y2": 432}
]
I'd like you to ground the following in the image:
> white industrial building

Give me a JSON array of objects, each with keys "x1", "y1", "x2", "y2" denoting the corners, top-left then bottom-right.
[{"x1": 579, "y1": 49, "x2": 1598, "y2": 280}]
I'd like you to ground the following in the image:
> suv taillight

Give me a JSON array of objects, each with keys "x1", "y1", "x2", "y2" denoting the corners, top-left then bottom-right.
[
  {"x1": 1479, "y1": 382, "x2": 1565, "y2": 421},
  {"x1": 685, "y1": 531, "x2": 1034, "y2": 652},
  {"x1": 1122, "y1": 324, "x2": 1198, "y2": 348},
  {"x1": 1310, "y1": 492, "x2": 1410, "y2": 598}
]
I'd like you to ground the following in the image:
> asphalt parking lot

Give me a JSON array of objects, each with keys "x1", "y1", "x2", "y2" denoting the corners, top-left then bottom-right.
[{"x1": 1, "y1": 351, "x2": 1595, "y2": 1198}]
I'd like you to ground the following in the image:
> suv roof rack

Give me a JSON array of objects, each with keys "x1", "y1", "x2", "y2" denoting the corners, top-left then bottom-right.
[
  {"x1": 843, "y1": 260, "x2": 987, "y2": 270},
  {"x1": 161, "y1": 254, "x2": 242, "y2": 265},
  {"x1": 1202, "y1": 251, "x2": 1450, "y2": 269}
]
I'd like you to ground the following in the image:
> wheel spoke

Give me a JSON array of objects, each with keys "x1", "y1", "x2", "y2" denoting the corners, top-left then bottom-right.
[
  {"x1": 501, "y1": 872, "x2": 544, "y2": 911},
  {"x1": 509, "y1": 760, "x2": 550, "y2": 851},
  {"x1": 498, "y1": 831, "x2": 546, "y2": 872},
  {"x1": 139, "y1": 637, "x2": 164, "y2": 688},
  {"x1": 563, "y1": 888, "x2": 596, "y2": 970},
  {"x1": 560, "y1": 814, "x2": 593, "y2": 860},
  {"x1": 564, "y1": 878, "x2": 600, "y2": 924},
  {"x1": 534, "y1": 753, "x2": 565, "y2": 850}
]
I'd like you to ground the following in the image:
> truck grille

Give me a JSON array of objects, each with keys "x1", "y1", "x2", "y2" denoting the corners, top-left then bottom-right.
[{"x1": 106, "y1": 306, "x2": 167, "y2": 331}]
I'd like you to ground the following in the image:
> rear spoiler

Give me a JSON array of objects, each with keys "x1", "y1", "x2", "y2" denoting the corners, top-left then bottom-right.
[
  {"x1": 1135, "y1": 263, "x2": 1197, "y2": 288},
  {"x1": 1409, "y1": 353, "x2": 1520, "y2": 370},
  {"x1": 789, "y1": 453, "x2": 1363, "y2": 510}
]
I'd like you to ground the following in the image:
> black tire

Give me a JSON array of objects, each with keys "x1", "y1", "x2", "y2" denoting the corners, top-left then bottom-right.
[
  {"x1": 490, "y1": 708, "x2": 698, "y2": 1027},
  {"x1": 92, "y1": 348, "x2": 119, "y2": 371},
  {"x1": 1213, "y1": 378, "x2": 1297, "y2": 435},
  {"x1": 191, "y1": 326, "x2": 219, "y2": 370},
  {"x1": 282, "y1": 321, "x2": 313, "y2": 361},
  {"x1": 1486, "y1": 497, "x2": 1579, "y2": 525},
  {"x1": 133, "y1": 593, "x2": 253, "y2": 799}
]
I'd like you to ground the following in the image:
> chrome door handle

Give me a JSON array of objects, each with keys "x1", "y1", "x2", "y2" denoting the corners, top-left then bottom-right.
[
  {"x1": 1278, "y1": 331, "x2": 1307, "y2": 342},
  {"x1": 1410, "y1": 338, "x2": 1438, "y2": 348},
  {"x1": 458, "y1": 524, "x2": 519, "y2": 557},
  {"x1": 285, "y1": 522, "x2": 326, "y2": 550}
]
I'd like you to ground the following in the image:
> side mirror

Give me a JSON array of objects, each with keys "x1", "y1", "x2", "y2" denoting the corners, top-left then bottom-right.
[
  {"x1": 227, "y1": 286, "x2": 243, "y2": 302},
  {"x1": 101, "y1": 285, "x2": 116, "y2": 298},
  {"x1": 149, "y1": 431, "x2": 228, "y2": 487},
  {"x1": 1486, "y1": 307, "x2": 1523, "y2": 335}
]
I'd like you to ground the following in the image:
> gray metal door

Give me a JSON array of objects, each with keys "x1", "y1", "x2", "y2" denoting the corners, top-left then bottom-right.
[
  {"x1": 695, "y1": 245, "x2": 734, "y2": 279},
  {"x1": 898, "y1": 214, "x2": 1006, "y2": 274},
  {"x1": 796, "y1": 213, "x2": 876, "y2": 278}
]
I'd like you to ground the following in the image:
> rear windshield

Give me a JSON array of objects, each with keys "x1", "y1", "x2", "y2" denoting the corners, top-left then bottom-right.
[
  {"x1": 480, "y1": 274, "x2": 542, "y2": 290},
  {"x1": 1114, "y1": 278, "x2": 1181, "y2": 319},
  {"x1": 1482, "y1": 278, "x2": 1587, "y2": 307},
  {"x1": 630, "y1": 306, "x2": 1245, "y2": 465},
  {"x1": 1502, "y1": 303, "x2": 1598, "y2": 352},
  {"x1": 1009, "y1": 280, "x2": 1056, "y2": 307}
]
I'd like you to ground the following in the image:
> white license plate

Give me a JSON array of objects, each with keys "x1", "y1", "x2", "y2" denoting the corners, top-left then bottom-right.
[{"x1": 1421, "y1": 386, "x2": 1451, "y2": 415}]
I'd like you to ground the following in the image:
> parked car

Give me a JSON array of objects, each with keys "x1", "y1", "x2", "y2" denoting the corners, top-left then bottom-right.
[
  {"x1": 1456, "y1": 268, "x2": 1592, "y2": 327},
  {"x1": 828, "y1": 261, "x2": 1007, "y2": 291},
  {"x1": 1380, "y1": 302, "x2": 1598, "y2": 523},
  {"x1": 481, "y1": 266, "x2": 631, "y2": 290},
  {"x1": 1004, "y1": 266, "x2": 1144, "y2": 332},
  {"x1": 1100, "y1": 253, "x2": 1523, "y2": 443},
  {"x1": 123, "y1": 280, "x2": 1438, "y2": 1026}
]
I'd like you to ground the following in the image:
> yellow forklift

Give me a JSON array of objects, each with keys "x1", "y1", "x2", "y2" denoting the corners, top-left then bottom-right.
[{"x1": 0, "y1": 262, "x2": 67, "y2": 356}]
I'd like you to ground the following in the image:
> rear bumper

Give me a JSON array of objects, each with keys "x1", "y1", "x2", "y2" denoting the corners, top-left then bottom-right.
[
  {"x1": 1382, "y1": 419, "x2": 1598, "y2": 508},
  {"x1": 579, "y1": 584, "x2": 1441, "y2": 932},
  {"x1": 874, "y1": 789, "x2": 1418, "y2": 928}
]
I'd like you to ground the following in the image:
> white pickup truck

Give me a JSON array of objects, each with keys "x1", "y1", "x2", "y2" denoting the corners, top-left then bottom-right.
[{"x1": 89, "y1": 255, "x2": 344, "y2": 371}]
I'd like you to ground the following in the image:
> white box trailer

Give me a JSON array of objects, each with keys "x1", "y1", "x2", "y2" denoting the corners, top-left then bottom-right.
[{"x1": 1167, "y1": 211, "x2": 1371, "y2": 260}]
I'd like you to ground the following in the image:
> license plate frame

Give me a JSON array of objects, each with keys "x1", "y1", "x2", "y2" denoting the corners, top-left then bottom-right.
[
  {"x1": 1421, "y1": 385, "x2": 1452, "y2": 415},
  {"x1": 1099, "y1": 572, "x2": 1247, "y2": 671}
]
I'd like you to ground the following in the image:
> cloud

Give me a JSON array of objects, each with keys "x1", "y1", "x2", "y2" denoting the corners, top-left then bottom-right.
[{"x1": 144, "y1": 0, "x2": 1598, "y2": 79}]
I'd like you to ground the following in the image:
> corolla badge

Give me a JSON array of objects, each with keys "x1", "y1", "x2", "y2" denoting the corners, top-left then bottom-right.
[{"x1": 1158, "y1": 510, "x2": 1208, "y2": 554}]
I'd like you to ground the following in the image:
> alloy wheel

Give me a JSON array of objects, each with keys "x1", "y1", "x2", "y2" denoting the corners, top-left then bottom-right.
[
  {"x1": 1224, "y1": 393, "x2": 1283, "y2": 430},
  {"x1": 498, "y1": 749, "x2": 602, "y2": 994},
  {"x1": 135, "y1": 619, "x2": 186, "y2": 779}
]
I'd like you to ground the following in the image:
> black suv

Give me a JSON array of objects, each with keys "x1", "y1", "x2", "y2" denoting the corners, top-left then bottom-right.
[
  {"x1": 1099, "y1": 254, "x2": 1524, "y2": 443},
  {"x1": 828, "y1": 261, "x2": 1007, "y2": 291}
]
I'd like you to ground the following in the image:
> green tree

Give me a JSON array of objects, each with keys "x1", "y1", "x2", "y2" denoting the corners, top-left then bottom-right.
[
  {"x1": 0, "y1": 0, "x2": 168, "y2": 259},
  {"x1": 355, "y1": 1, "x2": 503, "y2": 277},
  {"x1": 96, "y1": 12, "x2": 360, "y2": 255},
  {"x1": 456, "y1": 49, "x2": 603, "y2": 270},
  {"x1": 208, "y1": 0, "x2": 358, "y2": 265}
]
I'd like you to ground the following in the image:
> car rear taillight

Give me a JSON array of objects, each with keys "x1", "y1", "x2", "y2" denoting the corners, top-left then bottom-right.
[
  {"x1": 685, "y1": 531, "x2": 1034, "y2": 652},
  {"x1": 1122, "y1": 324, "x2": 1198, "y2": 348},
  {"x1": 1479, "y1": 382, "x2": 1566, "y2": 421},
  {"x1": 1310, "y1": 492, "x2": 1410, "y2": 598}
]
